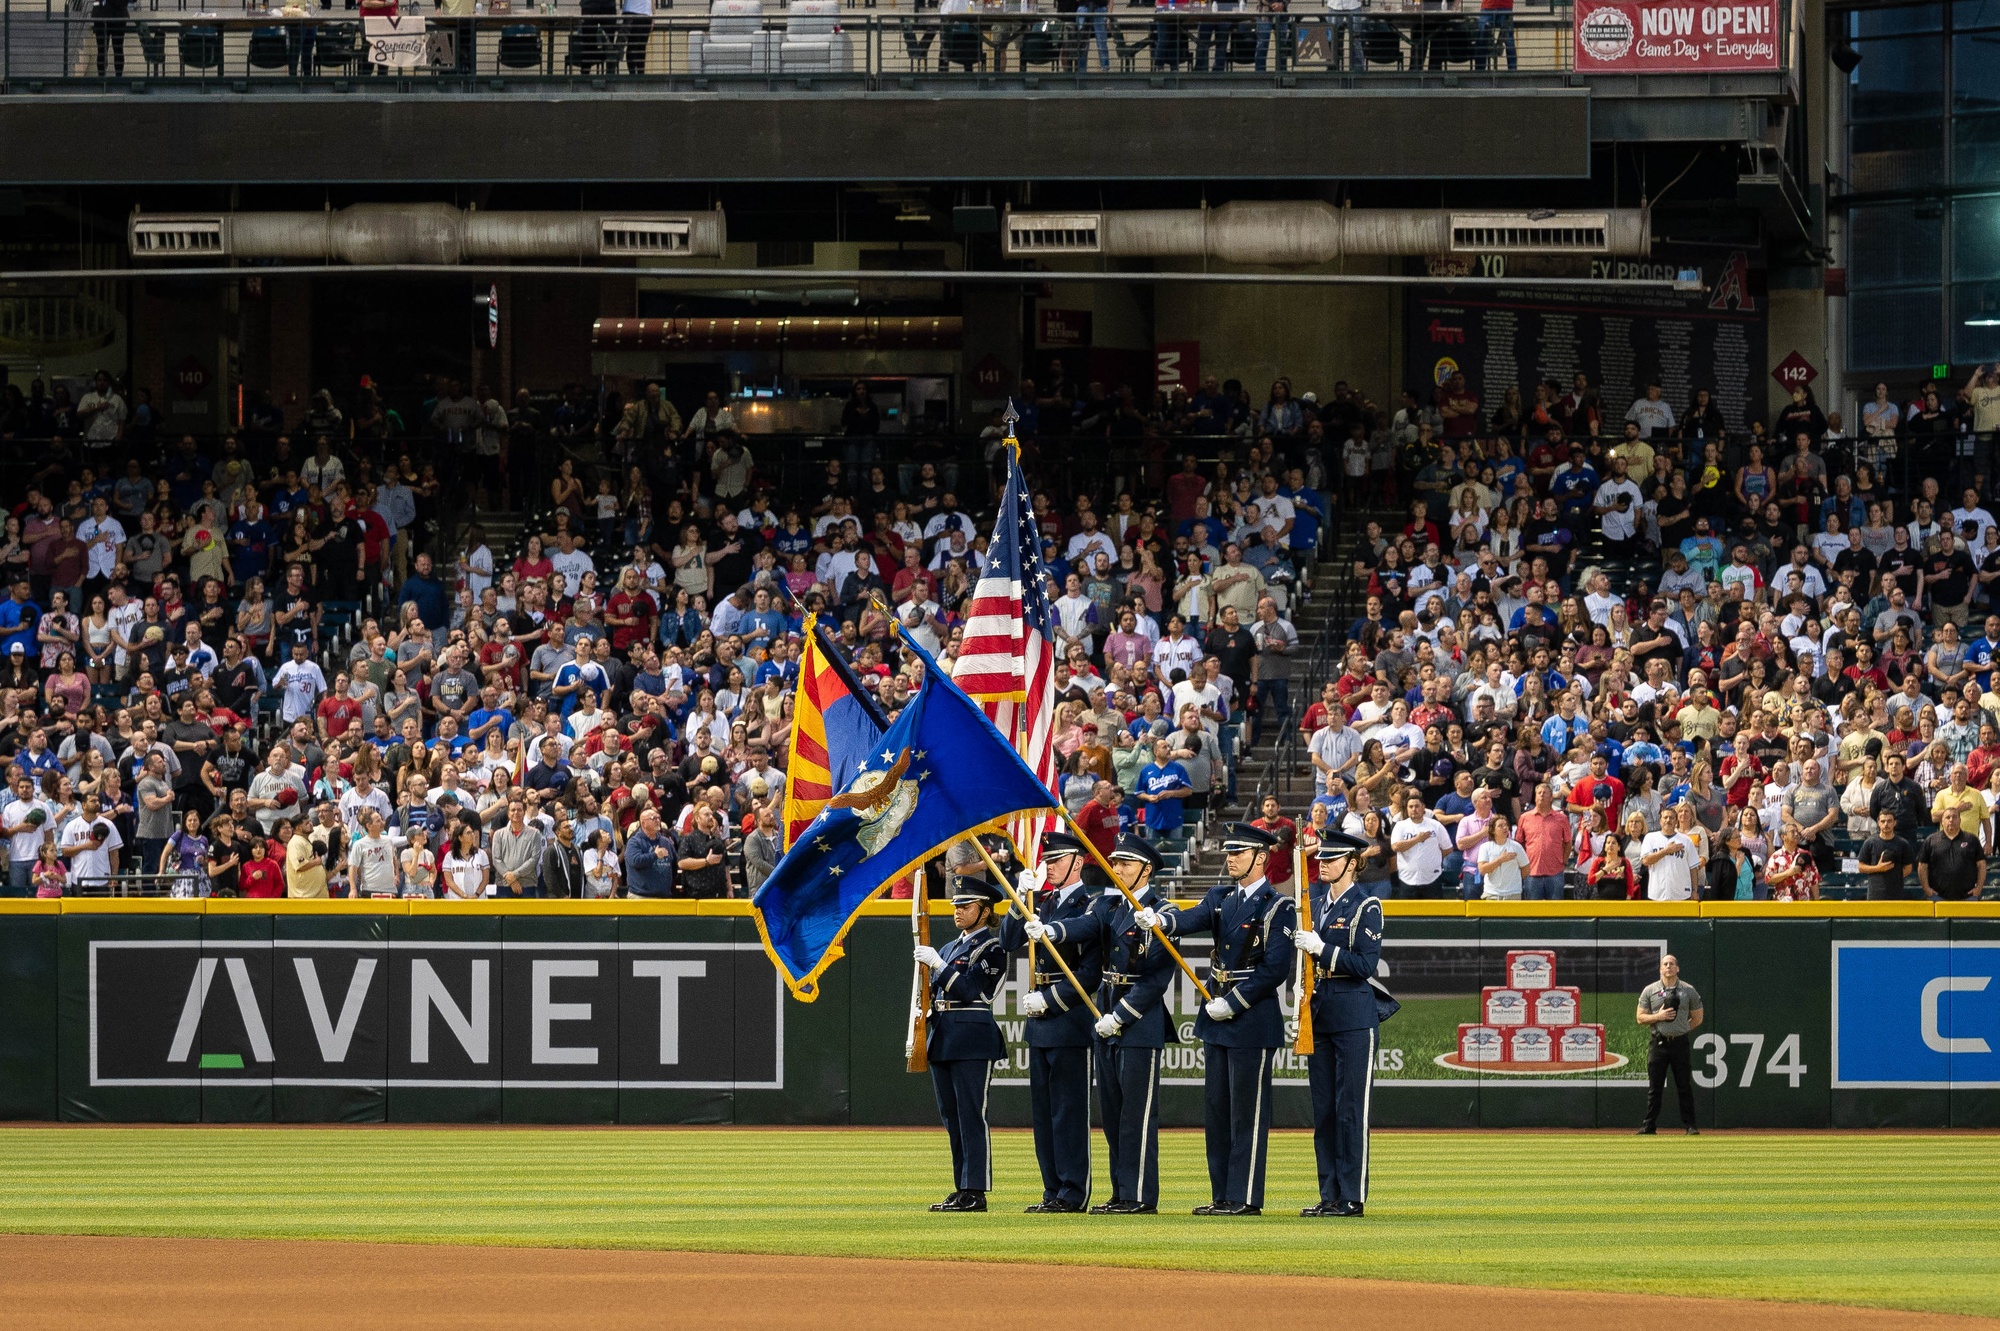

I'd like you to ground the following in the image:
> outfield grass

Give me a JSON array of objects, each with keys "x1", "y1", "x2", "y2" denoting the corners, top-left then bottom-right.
[{"x1": 1, "y1": 1128, "x2": 1996, "y2": 1317}]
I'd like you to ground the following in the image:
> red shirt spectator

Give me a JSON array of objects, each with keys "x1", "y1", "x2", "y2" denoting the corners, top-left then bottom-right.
[
  {"x1": 1074, "y1": 790, "x2": 1120, "y2": 860},
  {"x1": 239, "y1": 850, "x2": 285, "y2": 898},
  {"x1": 1252, "y1": 805, "x2": 1298, "y2": 884},
  {"x1": 1517, "y1": 806, "x2": 1571, "y2": 878},
  {"x1": 315, "y1": 693, "x2": 362, "y2": 740}
]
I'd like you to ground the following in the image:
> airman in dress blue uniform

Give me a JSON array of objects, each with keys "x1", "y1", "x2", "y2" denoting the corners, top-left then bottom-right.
[
  {"x1": 1138, "y1": 822, "x2": 1297, "y2": 1216},
  {"x1": 998, "y1": 829, "x2": 1103, "y2": 1213},
  {"x1": 913, "y1": 874, "x2": 1008, "y2": 1213},
  {"x1": 1033, "y1": 833, "x2": 1178, "y2": 1214},
  {"x1": 1291, "y1": 829, "x2": 1393, "y2": 1217}
]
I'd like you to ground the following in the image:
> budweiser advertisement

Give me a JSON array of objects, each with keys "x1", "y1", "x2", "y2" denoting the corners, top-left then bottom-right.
[{"x1": 1575, "y1": 1, "x2": 1782, "y2": 72}]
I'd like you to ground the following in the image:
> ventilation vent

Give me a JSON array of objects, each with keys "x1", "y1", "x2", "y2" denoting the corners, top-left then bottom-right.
[
  {"x1": 1449, "y1": 213, "x2": 1611, "y2": 253},
  {"x1": 130, "y1": 216, "x2": 228, "y2": 257},
  {"x1": 599, "y1": 217, "x2": 694, "y2": 256},
  {"x1": 1004, "y1": 212, "x2": 1103, "y2": 255}
]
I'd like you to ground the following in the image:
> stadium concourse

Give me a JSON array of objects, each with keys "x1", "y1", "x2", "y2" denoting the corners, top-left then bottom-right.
[{"x1": 4, "y1": 366, "x2": 2000, "y2": 906}]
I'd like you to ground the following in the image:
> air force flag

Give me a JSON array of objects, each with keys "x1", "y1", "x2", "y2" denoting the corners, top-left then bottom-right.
[{"x1": 752, "y1": 634, "x2": 1058, "y2": 1001}]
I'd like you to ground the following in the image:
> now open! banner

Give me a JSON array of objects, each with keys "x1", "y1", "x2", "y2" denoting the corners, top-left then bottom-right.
[{"x1": 1574, "y1": 1, "x2": 1783, "y2": 72}]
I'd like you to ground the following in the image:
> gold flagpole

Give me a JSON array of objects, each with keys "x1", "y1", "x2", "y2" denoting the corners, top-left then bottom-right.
[
  {"x1": 1050, "y1": 806, "x2": 1215, "y2": 1003},
  {"x1": 906, "y1": 860, "x2": 931, "y2": 1073},
  {"x1": 1294, "y1": 842, "x2": 1315, "y2": 1057},
  {"x1": 969, "y1": 835, "x2": 1103, "y2": 1022}
]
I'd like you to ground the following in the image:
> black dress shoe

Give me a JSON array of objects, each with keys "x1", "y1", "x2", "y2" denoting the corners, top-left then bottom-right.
[
  {"x1": 1088, "y1": 1201, "x2": 1121, "y2": 1214},
  {"x1": 1105, "y1": 1200, "x2": 1157, "y2": 1215},
  {"x1": 1023, "y1": 1201, "x2": 1053, "y2": 1213},
  {"x1": 1332, "y1": 1201, "x2": 1364, "y2": 1217},
  {"x1": 1043, "y1": 1198, "x2": 1086, "y2": 1213},
  {"x1": 1685, "y1": 1125, "x2": 1701, "y2": 1135},
  {"x1": 1192, "y1": 1203, "x2": 1224, "y2": 1215},
  {"x1": 930, "y1": 1190, "x2": 965, "y2": 1211},
  {"x1": 1228, "y1": 1204, "x2": 1262, "y2": 1216},
  {"x1": 942, "y1": 1191, "x2": 987, "y2": 1212},
  {"x1": 1300, "y1": 1201, "x2": 1333, "y2": 1217},
  {"x1": 1636, "y1": 1127, "x2": 1657, "y2": 1135}
]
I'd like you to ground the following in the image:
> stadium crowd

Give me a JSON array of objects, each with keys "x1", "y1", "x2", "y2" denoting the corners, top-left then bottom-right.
[
  {"x1": 1317, "y1": 368, "x2": 2000, "y2": 902},
  {"x1": 5, "y1": 360, "x2": 1998, "y2": 904},
  {"x1": 0, "y1": 367, "x2": 1329, "y2": 900}
]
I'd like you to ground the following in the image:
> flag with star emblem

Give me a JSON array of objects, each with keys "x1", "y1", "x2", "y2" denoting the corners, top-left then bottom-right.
[
  {"x1": 950, "y1": 439, "x2": 1058, "y2": 867},
  {"x1": 752, "y1": 628, "x2": 1058, "y2": 1002},
  {"x1": 782, "y1": 613, "x2": 890, "y2": 850}
]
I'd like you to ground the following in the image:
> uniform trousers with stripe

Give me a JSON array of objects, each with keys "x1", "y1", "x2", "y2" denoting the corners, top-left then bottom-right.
[
  {"x1": 1028, "y1": 1045, "x2": 1093, "y2": 1207},
  {"x1": 1095, "y1": 1041, "x2": 1162, "y2": 1207},
  {"x1": 1306, "y1": 1026, "x2": 1376, "y2": 1206},
  {"x1": 930, "y1": 1059, "x2": 994, "y2": 1193},
  {"x1": 1202, "y1": 1043, "x2": 1275, "y2": 1208}
]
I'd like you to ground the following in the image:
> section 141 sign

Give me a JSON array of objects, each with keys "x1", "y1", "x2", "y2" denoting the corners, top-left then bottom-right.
[{"x1": 1575, "y1": 0, "x2": 1782, "y2": 71}]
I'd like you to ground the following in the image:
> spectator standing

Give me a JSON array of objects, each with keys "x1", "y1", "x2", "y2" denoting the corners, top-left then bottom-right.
[
  {"x1": 1389, "y1": 792, "x2": 1451, "y2": 898},
  {"x1": 677, "y1": 804, "x2": 731, "y2": 898},
  {"x1": 1919, "y1": 805, "x2": 1987, "y2": 900},
  {"x1": 1248, "y1": 596, "x2": 1297, "y2": 747},
  {"x1": 1516, "y1": 783, "x2": 1572, "y2": 901},
  {"x1": 624, "y1": 807, "x2": 677, "y2": 898},
  {"x1": 284, "y1": 818, "x2": 328, "y2": 899},
  {"x1": 1475, "y1": 814, "x2": 1529, "y2": 900},
  {"x1": 1635, "y1": 953, "x2": 1703, "y2": 1135},
  {"x1": 1638, "y1": 804, "x2": 1698, "y2": 901},
  {"x1": 1856, "y1": 810, "x2": 1916, "y2": 901},
  {"x1": 490, "y1": 802, "x2": 545, "y2": 898}
]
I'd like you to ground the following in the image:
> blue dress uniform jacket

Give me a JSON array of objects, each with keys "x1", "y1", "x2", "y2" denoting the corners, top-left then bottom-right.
[
  {"x1": 1307, "y1": 881, "x2": 1384, "y2": 1035},
  {"x1": 1048, "y1": 885, "x2": 1179, "y2": 1209},
  {"x1": 1163, "y1": 879, "x2": 1297, "y2": 1210},
  {"x1": 997, "y1": 882, "x2": 1105, "y2": 1209},
  {"x1": 996, "y1": 885, "x2": 1106, "y2": 1047},
  {"x1": 925, "y1": 924, "x2": 1006, "y2": 1195},
  {"x1": 1165, "y1": 881, "x2": 1298, "y2": 1048},
  {"x1": 1304, "y1": 879, "x2": 1385, "y2": 1209},
  {"x1": 926, "y1": 925, "x2": 1008, "y2": 1063}
]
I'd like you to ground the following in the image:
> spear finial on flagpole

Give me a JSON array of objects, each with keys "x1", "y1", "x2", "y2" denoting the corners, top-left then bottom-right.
[{"x1": 1001, "y1": 400, "x2": 1020, "y2": 462}]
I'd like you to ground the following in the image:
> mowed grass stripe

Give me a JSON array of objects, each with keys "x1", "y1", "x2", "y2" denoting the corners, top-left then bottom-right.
[{"x1": 2, "y1": 1129, "x2": 1996, "y2": 1315}]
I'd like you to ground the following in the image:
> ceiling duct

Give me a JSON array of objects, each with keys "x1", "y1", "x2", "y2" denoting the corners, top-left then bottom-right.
[
  {"x1": 128, "y1": 205, "x2": 728, "y2": 264},
  {"x1": 1002, "y1": 203, "x2": 1648, "y2": 264}
]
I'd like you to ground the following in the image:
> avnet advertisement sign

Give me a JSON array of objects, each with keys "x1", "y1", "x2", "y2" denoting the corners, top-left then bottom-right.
[
  {"x1": 83, "y1": 938, "x2": 782, "y2": 1091},
  {"x1": 1575, "y1": 1, "x2": 1782, "y2": 72}
]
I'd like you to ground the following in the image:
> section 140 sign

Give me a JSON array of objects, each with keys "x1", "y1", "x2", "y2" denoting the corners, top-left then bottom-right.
[{"x1": 1576, "y1": 1, "x2": 1781, "y2": 71}]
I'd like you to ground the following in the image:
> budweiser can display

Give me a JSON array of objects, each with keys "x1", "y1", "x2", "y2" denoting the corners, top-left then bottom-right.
[{"x1": 1447, "y1": 953, "x2": 1620, "y2": 1073}]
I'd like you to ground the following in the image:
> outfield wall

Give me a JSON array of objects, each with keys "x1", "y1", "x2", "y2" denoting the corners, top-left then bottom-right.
[{"x1": 2, "y1": 900, "x2": 1996, "y2": 1129}]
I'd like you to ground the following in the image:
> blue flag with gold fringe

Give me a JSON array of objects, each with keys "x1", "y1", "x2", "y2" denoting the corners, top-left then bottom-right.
[{"x1": 752, "y1": 632, "x2": 1058, "y2": 1001}]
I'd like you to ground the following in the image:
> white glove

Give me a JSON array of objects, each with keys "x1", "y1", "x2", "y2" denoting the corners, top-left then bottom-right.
[
  {"x1": 1133, "y1": 907, "x2": 1163, "y2": 933},
  {"x1": 1204, "y1": 996, "x2": 1236, "y2": 1022},
  {"x1": 1094, "y1": 1013, "x2": 1124, "y2": 1039},
  {"x1": 1023, "y1": 918, "x2": 1052, "y2": 943},
  {"x1": 1014, "y1": 866, "x2": 1047, "y2": 896},
  {"x1": 1021, "y1": 991, "x2": 1049, "y2": 1017},
  {"x1": 912, "y1": 945, "x2": 943, "y2": 970},
  {"x1": 1290, "y1": 928, "x2": 1326, "y2": 958}
]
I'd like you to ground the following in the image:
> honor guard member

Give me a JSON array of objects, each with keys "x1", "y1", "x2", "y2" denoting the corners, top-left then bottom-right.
[
  {"x1": 1031, "y1": 833, "x2": 1178, "y2": 1214},
  {"x1": 912, "y1": 872, "x2": 1008, "y2": 1213},
  {"x1": 1137, "y1": 822, "x2": 1296, "y2": 1216},
  {"x1": 999, "y1": 829, "x2": 1104, "y2": 1213},
  {"x1": 1291, "y1": 829, "x2": 1395, "y2": 1217}
]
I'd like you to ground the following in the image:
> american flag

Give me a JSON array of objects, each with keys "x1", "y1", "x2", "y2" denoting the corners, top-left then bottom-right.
[{"x1": 951, "y1": 434, "x2": 1058, "y2": 867}]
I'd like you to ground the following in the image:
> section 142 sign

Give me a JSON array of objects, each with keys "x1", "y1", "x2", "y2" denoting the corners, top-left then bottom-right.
[{"x1": 1576, "y1": 1, "x2": 1782, "y2": 71}]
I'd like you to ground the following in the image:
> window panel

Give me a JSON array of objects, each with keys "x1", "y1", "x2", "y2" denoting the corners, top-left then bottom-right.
[
  {"x1": 1849, "y1": 203, "x2": 1946, "y2": 287},
  {"x1": 1850, "y1": 34, "x2": 1944, "y2": 119},
  {"x1": 1852, "y1": 286, "x2": 1945, "y2": 370},
  {"x1": 1955, "y1": 32, "x2": 2000, "y2": 111},
  {"x1": 1956, "y1": 109, "x2": 2000, "y2": 182},
  {"x1": 1955, "y1": 281, "x2": 2000, "y2": 361},
  {"x1": 1852, "y1": 4, "x2": 1942, "y2": 37},
  {"x1": 1851, "y1": 118, "x2": 1948, "y2": 190},
  {"x1": 1954, "y1": 0, "x2": 2000, "y2": 31},
  {"x1": 1955, "y1": 197, "x2": 2000, "y2": 280}
]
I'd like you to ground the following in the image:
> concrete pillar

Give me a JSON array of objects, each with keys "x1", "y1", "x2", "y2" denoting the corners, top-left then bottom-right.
[{"x1": 266, "y1": 276, "x2": 313, "y2": 423}]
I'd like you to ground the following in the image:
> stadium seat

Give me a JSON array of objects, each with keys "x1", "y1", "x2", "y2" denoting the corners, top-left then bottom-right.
[
  {"x1": 318, "y1": 24, "x2": 363, "y2": 70},
  {"x1": 178, "y1": 26, "x2": 223, "y2": 73},
  {"x1": 248, "y1": 27, "x2": 290, "y2": 71},
  {"x1": 776, "y1": 0, "x2": 851, "y2": 72},
  {"x1": 499, "y1": 24, "x2": 544, "y2": 70},
  {"x1": 690, "y1": 0, "x2": 773, "y2": 74}
]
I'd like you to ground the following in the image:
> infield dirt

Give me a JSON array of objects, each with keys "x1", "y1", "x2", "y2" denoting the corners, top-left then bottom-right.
[{"x1": 2, "y1": 1236, "x2": 1992, "y2": 1331}]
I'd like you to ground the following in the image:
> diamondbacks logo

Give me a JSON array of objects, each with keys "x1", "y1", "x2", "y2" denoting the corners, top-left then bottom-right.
[
  {"x1": 1578, "y1": 7, "x2": 1635, "y2": 59},
  {"x1": 1708, "y1": 250, "x2": 1757, "y2": 313}
]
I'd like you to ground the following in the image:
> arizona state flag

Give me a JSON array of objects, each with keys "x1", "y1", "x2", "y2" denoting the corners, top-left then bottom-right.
[
  {"x1": 754, "y1": 628, "x2": 1059, "y2": 1001},
  {"x1": 783, "y1": 614, "x2": 890, "y2": 850}
]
